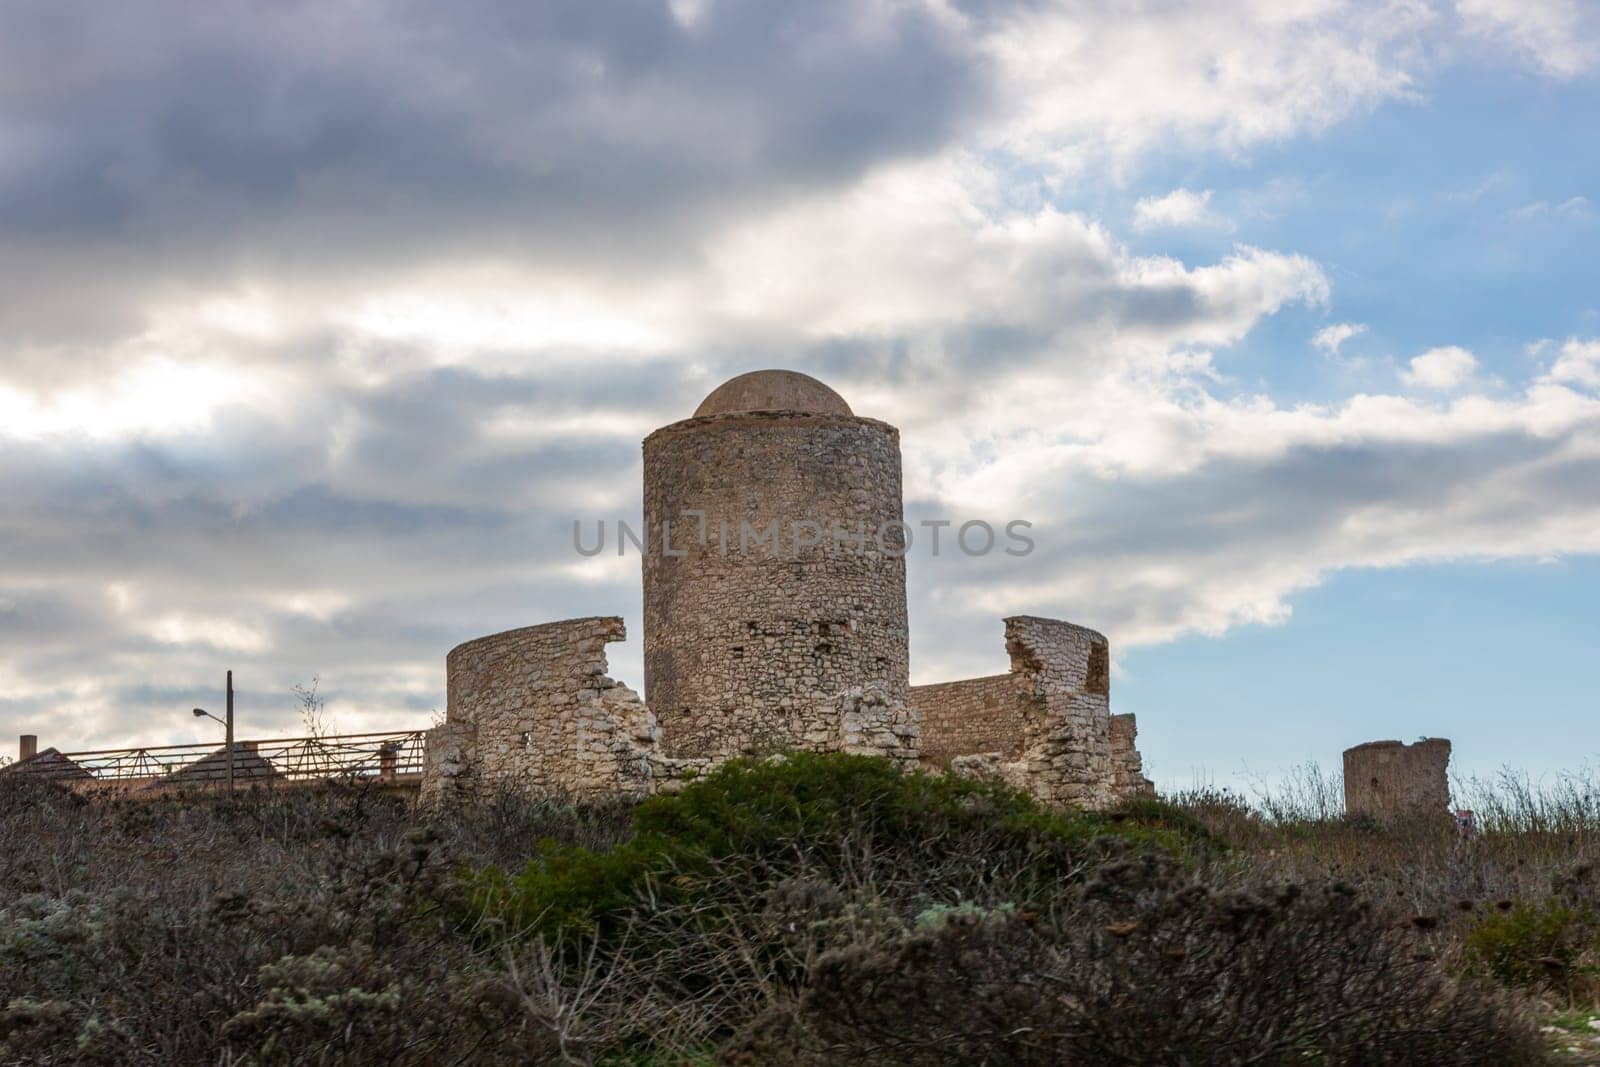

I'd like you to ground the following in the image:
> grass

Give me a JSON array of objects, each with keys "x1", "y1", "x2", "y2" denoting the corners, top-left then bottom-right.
[
  {"x1": 1179, "y1": 760, "x2": 1600, "y2": 1051},
  {"x1": 4, "y1": 753, "x2": 1594, "y2": 1063}
]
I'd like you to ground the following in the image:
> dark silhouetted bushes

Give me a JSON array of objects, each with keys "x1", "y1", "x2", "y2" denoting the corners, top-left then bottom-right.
[
  {"x1": 0, "y1": 756, "x2": 1571, "y2": 1064},
  {"x1": 743, "y1": 853, "x2": 1542, "y2": 1064}
]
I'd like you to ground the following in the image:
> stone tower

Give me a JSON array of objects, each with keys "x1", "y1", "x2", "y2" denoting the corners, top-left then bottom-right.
[
  {"x1": 642, "y1": 370, "x2": 911, "y2": 759},
  {"x1": 1343, "y1": 738, "x2": 1451, "y2": 818},
  {"x1": 420, "y1": 367, "x2": 1148, "y2": 809}
]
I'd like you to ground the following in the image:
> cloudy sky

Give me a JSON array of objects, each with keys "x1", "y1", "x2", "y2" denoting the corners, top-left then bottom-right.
[{"x1": 2, "y1": 0, "x2": 1597, "y2": 793}]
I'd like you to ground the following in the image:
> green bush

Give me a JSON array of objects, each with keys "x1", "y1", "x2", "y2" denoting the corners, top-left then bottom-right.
[
  {"x1": 1465, "y1": 897, "x2": 1599, "y2": 991},
  {"x1": 472, "y1": 753, "x2": 1196, "y2": 941},
  {"x1": 1107, "y1": 794, "x2": 1229, "y2": 853}
]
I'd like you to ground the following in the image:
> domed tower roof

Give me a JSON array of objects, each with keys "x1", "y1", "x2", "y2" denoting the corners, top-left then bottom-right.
[{"x1": 693, "y1": 369, "x2": 851, "y2": 417}]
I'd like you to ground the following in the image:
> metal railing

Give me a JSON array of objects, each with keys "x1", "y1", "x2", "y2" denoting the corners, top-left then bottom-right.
[{"x1": 2, "y1": 730, "x2": 427, "y2": 790}]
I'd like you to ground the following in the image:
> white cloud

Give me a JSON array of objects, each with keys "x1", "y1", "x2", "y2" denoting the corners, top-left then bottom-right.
[
  {"x1": 1509, "y1": 196, "x2": 1594, "y2": 222},
  {"x1": 1444, "y1": 169, "x2": 1514, "y2": 205},
  {"x1": 908, "y1": 361, "x2": 1600, "y2": 656},
  {"x1": 1312, "y1": 322, "x2": 1369, "y2": 356},
  {"x1": 1133, "y1": 188, "x2": 1225, "y2": 230},
  {"x1": 1548, "y1": 338, "x2": 1600, "y2": 388},
  {"x1": 1401, "y1": 346, "x2": 1479, "y2": 390},
  {"x1": 1456, "y1": 0, "x2": 1600, "y2": 77},
  {"x1": 668, "y1": 0, "x2": 714, "y2": 30},
  {"x1": 980, "y1": 0, "x2": 1434, "y2": 171},
  {"x1": 702, "y1": 160, "x2": 1325, "y2": 351},
  {"x1": 145, "y1": 615, "x2": 272, "y2": 654},
  {"x1": 3, "y1": 0, "x2": 1600, "y2": 757},
  {"x1": 0, "y1": 355, "x2": 288, "y2": 442},
  {"x1": 0, "y1": 145, "x2": 1337, "y2": 746}
]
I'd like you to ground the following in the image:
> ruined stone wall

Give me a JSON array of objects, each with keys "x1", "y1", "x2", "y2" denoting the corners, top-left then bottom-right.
[
  {"x1": 1003, "y1": 616, "x2": 1116, "y2": 807},
  {"x1": 419, "y1": 720, "x2": 479, "y2": 809},
  {"x1": 1004, "y1": 614, "x2": 1111, "y2": 695},
  {"x1": 419, "y1": 617, "x2": 661, "y2": 805},
  {"x1": 910, "y1": 674, "x2": 1027, "y2": 768},
  {"x1": 642, "y1": 410, "x2": 910, "y2": 761},
  {"x1": 1110, "y1": 714, "x2": 1155, "y2": 798},
  {"x1": 915, "y1": 616, "x2": 1146, "y2": 809},
  {"x1": 1343, "y1": 738, "x2": 1451, "y2": 818},
  {"x1": 416, "y1": 613, "x2": 918, "y2": 806}
]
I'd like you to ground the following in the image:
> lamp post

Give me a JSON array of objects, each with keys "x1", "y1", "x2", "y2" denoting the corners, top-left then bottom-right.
[{"x1": 193, "y1": 670, "x2": 235, "y2": 797}]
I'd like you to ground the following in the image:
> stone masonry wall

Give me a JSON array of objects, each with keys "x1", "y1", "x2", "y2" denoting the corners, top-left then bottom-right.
[
  {"x1": 642, "y1": 410, "x2": 910, "y2": 761},
  {"x1": 1343, "y1": 738, "x2": 1451, "y2": 818},
  {"x1": 419, "y1": 617, "x2": 662, "y2": 805},
  {"x1": 830, "y1": 684, "x2": 921, "y2": 770},
  {"x1": 419, "y1": 720, "x2": 478, "y2": 808},
  {"x1": 915, "y1": 615, "x2": 1147, "y2": 809},
  {"x1": 910, "y1": 674, "x2": 1027, "y2": 768},
  {"x1": 1110, "y1": 713, "x2": 1155, "y2": 798},
  {"x1": 1004, "y1": 615, "x2": 1115, "y2": 808},
  {"x1": 418, "y1": 615, "x2": 920, "y2": 806}
]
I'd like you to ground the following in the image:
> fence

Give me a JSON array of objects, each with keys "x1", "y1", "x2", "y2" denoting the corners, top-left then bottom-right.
[{"x1": 2, "y1": 730, "x2": 428, "y2": 791}]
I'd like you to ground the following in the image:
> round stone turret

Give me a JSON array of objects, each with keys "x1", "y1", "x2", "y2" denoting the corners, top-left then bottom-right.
[{"x1": 642, "y1": 370, "x2": 909, "y2": 759}]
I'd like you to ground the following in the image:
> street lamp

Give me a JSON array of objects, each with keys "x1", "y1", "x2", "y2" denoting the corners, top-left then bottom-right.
[{"x1": 192, "y1": 669, "x2": 235, "y2": 797}]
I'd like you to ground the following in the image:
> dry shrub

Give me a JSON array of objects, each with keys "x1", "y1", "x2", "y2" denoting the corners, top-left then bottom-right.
[
  {"x1": 0, "y1": 756, "x2": 1581, "y2": 1064},
  {"x1": 0, "y1": 778, "x2": 627, "y2": 1064},
  {"x1": 743, "y1": 853, "x2": 1543, "y2": 1065}
]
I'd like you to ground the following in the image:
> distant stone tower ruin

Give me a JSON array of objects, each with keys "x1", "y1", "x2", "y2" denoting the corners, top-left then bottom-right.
[
  {"x1": 642, "y1": 370, "x2": 910, "y2": 760},
  {"x1": 1343, "y1": 738, "x2": 1451, "y2": 818},
  {"x1": 419, "y1": 368, "x2": 1150, "y2": 810}
]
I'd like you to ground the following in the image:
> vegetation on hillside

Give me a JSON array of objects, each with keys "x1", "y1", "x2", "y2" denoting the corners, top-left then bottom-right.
[{"x1": 5, "y1": 753, "x2": 1595, "y2": 1064}]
